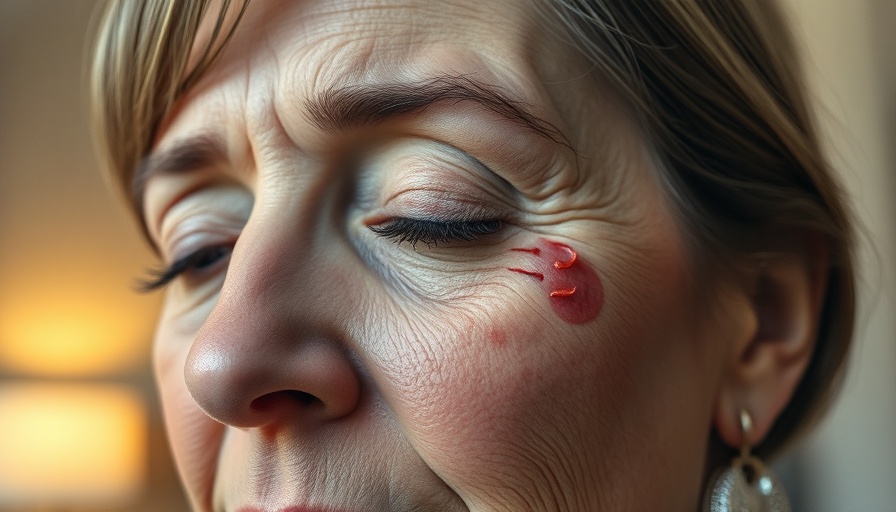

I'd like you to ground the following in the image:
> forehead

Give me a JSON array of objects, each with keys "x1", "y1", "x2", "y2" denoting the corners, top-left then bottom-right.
[
  {"x1": 147, "y1": 0, "x2": 579, "y2": 191},
  {"x1": 187, "y1": 0, "x2": 545, "y2": 97}
]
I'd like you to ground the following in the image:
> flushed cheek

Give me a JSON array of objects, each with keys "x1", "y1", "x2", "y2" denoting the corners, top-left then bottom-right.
[
  {"x1": 388, "y1": 315, "x2": 628, "y2": 506},
  {"x1": 507, "y1": 238, "x2": 604, "y2": 324}
]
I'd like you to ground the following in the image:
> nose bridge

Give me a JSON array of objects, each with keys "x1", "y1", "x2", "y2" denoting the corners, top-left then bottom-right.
[
  {"x1": 219, "y1": 152, "x2": 361, "y2": 312},
  {"x1": 184, "y1": 208, "x2": 364, "y2": 428}
]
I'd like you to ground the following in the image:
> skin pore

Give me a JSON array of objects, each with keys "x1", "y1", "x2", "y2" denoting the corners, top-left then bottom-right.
[{"x1": 140, "y1": 0, "x2": 756, "y2": 510}]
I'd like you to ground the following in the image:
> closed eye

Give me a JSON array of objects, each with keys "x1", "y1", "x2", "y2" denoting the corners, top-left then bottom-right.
[
  {"x1": 138, "y1": 245, "x2": 232, "y2": 292},
  {"x1": 368, "y1": 218, "x2": 502, "y2": 248}
]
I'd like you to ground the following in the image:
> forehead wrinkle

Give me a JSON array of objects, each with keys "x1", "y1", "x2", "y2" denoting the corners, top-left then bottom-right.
[
  {"x1": 265, "y1": 19, "x2": 572, "y2": 150},
  {"x1": 255, "y1": 0, "x2": 540, "y2": 92},
  {"x1": 167, "y1": 0, "x2": 575, "y2": 186}
]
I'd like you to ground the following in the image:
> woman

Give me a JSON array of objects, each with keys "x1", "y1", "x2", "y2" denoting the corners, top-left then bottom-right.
[{"x1": 91, "y1": 0, "x2": 855, "y2": 510}]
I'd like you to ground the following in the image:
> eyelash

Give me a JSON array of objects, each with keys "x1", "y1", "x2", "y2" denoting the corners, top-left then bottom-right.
[
  {"x1": 368, "y1": 217, "x2": 502, "y2": 248},
  {"x1": 138, "y1": 245, "x2": 231, "y2": 292}
]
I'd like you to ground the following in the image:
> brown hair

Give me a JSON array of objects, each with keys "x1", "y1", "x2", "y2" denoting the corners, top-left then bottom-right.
[{"x1": 91, "y1": 0, "x2": 854, "y2": 458}]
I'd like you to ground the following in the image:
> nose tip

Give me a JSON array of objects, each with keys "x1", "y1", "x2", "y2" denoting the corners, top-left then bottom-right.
[{"x1": 185, "y1": 337, "x2": 361, "y2": 429}]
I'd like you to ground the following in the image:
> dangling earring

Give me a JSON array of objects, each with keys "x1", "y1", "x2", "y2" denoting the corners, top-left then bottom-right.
[{"x1": 703, "y1": 409, "x2": 791, "y2": 512}]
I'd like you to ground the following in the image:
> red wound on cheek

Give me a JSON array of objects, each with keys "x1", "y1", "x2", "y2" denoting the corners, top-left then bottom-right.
[{"x1": 507, "y1": 239, "x2": 604, "y2": 324}]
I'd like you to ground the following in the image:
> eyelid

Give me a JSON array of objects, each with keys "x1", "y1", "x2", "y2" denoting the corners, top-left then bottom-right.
[
  {"x1": 381, "y1": 189, "x2": 506, "y2": 223},
  {"x1": 144, "y1": 169, "x2": 229, "y2": 246},
  {"x1": 372, "y1": 139, "x2": 516, "y2": 201},
  {"x1": 357, "y1": 141, "x2": 515, "y2": 249},
  {"x1": 155, "y1": 187, "x2": 253, "y2": 263}
]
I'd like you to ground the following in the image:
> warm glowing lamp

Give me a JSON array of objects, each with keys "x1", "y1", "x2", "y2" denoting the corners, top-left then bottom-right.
[
  {"x1": 0, "y1": 382, "x2": 147, "y2": 508},
  {"x1": 0, "y1": 296, "x2": 152, "y2": 376}
]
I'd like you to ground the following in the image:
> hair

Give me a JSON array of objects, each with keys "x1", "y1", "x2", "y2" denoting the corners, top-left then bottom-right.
[{"x1": 91, "y1": 0, "x2": 854, "y2": 458}]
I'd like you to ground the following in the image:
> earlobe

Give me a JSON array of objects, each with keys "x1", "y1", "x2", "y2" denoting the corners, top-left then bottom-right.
[{"x1": 714, "y1": 236, "x2": 829, "y2": 449}]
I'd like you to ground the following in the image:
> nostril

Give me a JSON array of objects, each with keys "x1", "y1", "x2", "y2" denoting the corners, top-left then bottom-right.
[
  {"x1": 289, "y1": 390, "x2": 317, "y2": 406},
  {"x1": 250, "y1": 390, "x2": 318, "y2": 413}
]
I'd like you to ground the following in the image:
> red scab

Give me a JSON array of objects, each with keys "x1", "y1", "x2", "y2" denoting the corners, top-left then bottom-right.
[
  {"x1": 507, "y1": 267, "x2": 545, "y2": 281},
  {"x1": 507, "y1": 238, "x2": 604, "y2": 324},
  {"x1": 549, "y1": 287, "x2": 577, "y2": 298},
  {"x1": 553, "y1": 246, "x2": 577, "y2": 269}
]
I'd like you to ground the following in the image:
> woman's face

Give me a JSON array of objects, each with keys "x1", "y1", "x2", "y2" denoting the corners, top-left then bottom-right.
[{"x1": 143, "y1": 1, "x2": 742, "y2": 510}]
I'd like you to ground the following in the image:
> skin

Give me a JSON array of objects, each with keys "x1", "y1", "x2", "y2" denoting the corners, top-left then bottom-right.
[{"x1": 141, "y1": 0, "x2": 762, "y2": 510}]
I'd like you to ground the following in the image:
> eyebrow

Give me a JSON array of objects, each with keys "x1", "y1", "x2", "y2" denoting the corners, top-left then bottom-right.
[
  {"x1": 304, "y1": 74, "x2": 569, "y2": 146},
  {"x1": 133, "y1": 75, "x2": 569, "y2": 214}
]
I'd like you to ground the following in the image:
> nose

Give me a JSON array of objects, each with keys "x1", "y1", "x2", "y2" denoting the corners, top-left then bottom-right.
[{"x1": 184, "y1": 232, "x2": 362, "y2": 429}]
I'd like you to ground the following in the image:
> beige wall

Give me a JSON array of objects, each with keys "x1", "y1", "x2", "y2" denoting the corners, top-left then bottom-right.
[
  {"x1": 0, "y1": 1, "x2": 181, "y2": 510},
  {"x1": 0, "y1": 0, "x2": 892, "y2": 510},
  {"x1": 778, "y1": 0, "x2": 896, "y2": 510}
]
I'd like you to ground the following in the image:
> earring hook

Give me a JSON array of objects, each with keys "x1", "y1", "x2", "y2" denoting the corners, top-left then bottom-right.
[{"x1": 739, "y1": 409, "x2": 753, "y2": 460}]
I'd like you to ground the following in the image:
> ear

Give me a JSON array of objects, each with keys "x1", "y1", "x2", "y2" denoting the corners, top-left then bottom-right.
[{"x1": 713, "y1": 234, "x2": 829, "y2": 449}]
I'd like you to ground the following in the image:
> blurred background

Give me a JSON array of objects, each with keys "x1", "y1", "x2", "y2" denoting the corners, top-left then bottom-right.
[{"x1": 0, "y1": 0, "x2": 892, "y2": 510}]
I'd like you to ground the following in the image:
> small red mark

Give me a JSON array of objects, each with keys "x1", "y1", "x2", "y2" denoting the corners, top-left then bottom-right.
[
  {"x1": 549, "y1": 287, "x2": 577, "y2": 298},
  {"x1": 553, "y1": 246, "x2": 577, "y2": 269},
  {"x1": 489, "y1": 328, "x2": 507, "y2": 347},
  {"x1": 507, "y1": 267, "x2": 545, "y2": 281},
  {"x1": 511, "y1": 247, "x2": 541, "y2": 255}
]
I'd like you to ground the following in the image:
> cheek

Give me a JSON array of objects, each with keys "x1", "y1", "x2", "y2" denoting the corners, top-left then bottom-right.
[
  {"x1": 375, "y1": 232, "x2": 705, "y2": 504},
  {"x1": 377, "y1": 307, "x2": 640, "y2": 495}
]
